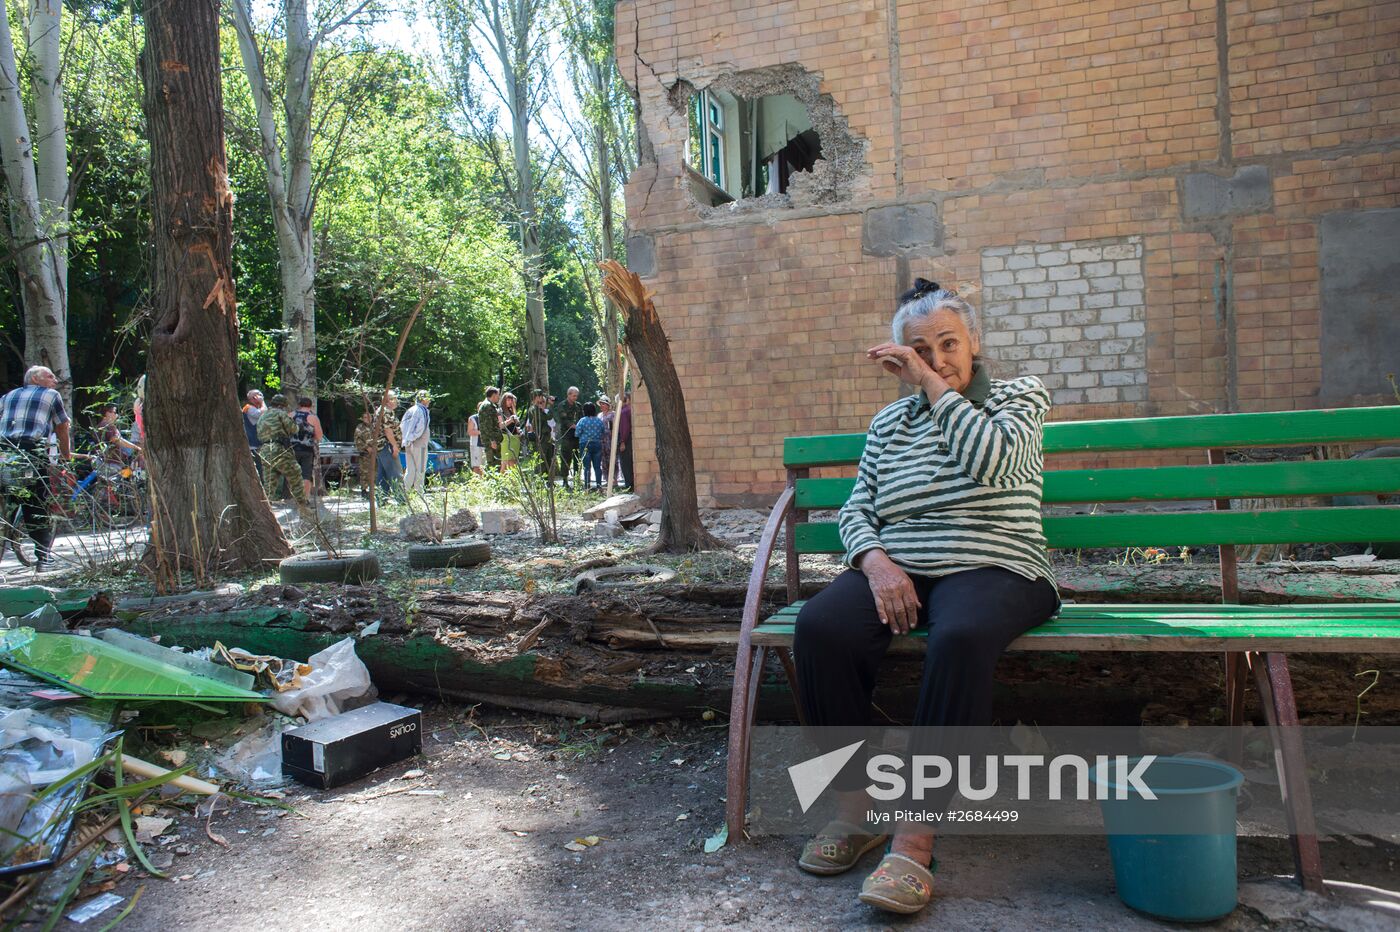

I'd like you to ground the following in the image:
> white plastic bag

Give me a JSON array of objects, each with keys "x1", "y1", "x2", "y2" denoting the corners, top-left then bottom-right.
[
  {"x1": 216, "y1": 719, "x2": 285, "y2": 785},
  {"x1": 269, "y1": 637, "x2": 373, "y2": 721}
]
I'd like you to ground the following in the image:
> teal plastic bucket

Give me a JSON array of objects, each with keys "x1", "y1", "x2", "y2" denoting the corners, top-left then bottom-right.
[{"x1": 1090, "y1": 756, "x2": 1243, "y2": 922}]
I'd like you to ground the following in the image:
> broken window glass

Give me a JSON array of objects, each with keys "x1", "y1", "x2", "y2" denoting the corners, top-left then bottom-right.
[{"x1": 685, "y1": 89, "x2": 822, "y2": 207}]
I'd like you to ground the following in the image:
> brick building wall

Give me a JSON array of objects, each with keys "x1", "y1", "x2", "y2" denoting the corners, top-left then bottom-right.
[{"x1": 616, "y1": 0, "x2": 1400, "y2": 505}]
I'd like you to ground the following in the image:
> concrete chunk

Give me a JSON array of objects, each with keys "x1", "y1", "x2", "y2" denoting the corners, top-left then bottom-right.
[
  {"x1": 1181, "y1": 165, "x2": 1273, "y2": 220},
  {"x1": 863, "y1": 203, "x2": 944, "y2": 257},
  {"x1": 480, "y1": 508, "x2": 526, "y2": 535},
  {"x1": 582, "y1": 493, "x2": 644, "y2": 521}
]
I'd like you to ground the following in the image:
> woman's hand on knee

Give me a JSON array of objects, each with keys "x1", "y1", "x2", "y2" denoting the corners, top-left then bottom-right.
[{"x1": 858, "y1": 550, "x2": 921, "y2": 634}]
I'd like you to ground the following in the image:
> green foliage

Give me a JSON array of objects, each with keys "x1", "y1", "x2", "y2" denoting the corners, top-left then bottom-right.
[{"x1": 0, "y1": 3, "x2": 632, "y2": 442}]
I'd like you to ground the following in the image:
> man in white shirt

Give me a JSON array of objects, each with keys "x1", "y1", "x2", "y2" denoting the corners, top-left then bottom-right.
[{"x1": 400, "y1": 390, "x2": 432, "y2": 493}]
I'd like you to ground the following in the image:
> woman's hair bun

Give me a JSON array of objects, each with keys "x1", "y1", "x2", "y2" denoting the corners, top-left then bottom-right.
[{"x1": 899, "y1": 277, "x2": 942, "y2": 305}]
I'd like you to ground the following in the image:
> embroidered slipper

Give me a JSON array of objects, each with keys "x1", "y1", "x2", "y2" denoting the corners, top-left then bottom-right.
[
  {"x1": 858, "y1": 852, "x2": 938, "y2": 914},
  {"x1": 797, "y1": 821, "x2": 889, "y2": 876}
]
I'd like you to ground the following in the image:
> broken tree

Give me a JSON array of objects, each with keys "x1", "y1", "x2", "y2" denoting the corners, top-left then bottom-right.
[
  {"x1": 141, "y1": 0, "x2": 291, "y2": 577},
  {"x1": 599, "y1": 260, "x2": 722, "y2": 552}
]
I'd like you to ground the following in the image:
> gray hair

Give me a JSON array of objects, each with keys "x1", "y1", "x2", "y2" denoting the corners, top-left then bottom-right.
[
  {"x1": 23, "y1": 366, "x2": 54, "y2": 385},
  {"x1": 891, "y1": 288, "x2": 980, "y2": 346}
]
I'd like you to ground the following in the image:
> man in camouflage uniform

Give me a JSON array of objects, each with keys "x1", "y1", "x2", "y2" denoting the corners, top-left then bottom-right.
[
  {"x1": 352, "y1": 410, "x2": 376, "y2": 498},
  {"x1": 553, "y1": 386, "x2": 583, "y2": 489},
  {"x1": 524, "y1": 390, "x2": 555, "y2": 477},
  {"x1": 257, "y1": 395, "x2": 313, "y2": 517},
  {"x1": 477, "y1": 387, "x2": 503, "y2": 471}
]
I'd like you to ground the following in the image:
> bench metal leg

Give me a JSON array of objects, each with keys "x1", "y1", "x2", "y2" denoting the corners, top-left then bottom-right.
[
  {"x1": 1224, "y1": 651, "x2": 1248, "y2": 764},
  {"x1": 1249, "y1": 651, "x2": 1325, "y2": 893},
  {"x1": 774, "y1": 646, "x2": 806, "y2": 726},
  {"x1": 725, "y1": 645, "x2": 768, "y2": 841}
]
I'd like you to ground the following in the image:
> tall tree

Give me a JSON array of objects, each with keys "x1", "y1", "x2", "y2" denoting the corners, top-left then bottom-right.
[
  {"x1": 435, "y1": 0, "x2": 553, "y2": 394},
  {"x1": 141, "y1": 0, "x2": 290, "y2": 577},
  {"x1": 230, "y1": 0, "x2": 377, "y2": 402},
  {"x1": 0, "y1": 0, "x2": 71, "y2": 402},
  {"x1": 552, "y1": 0, "x2": 635, "y2": 398}
]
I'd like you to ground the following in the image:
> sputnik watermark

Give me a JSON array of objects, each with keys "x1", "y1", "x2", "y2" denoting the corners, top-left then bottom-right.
[{"x1": 788, "y1": 741, "x2": 1157, "y2": 812}]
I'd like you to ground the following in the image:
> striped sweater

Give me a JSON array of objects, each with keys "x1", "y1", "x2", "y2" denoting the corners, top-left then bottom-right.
[{"x1": 838, "y1": 365, "x2": 1056, "y2": 587}]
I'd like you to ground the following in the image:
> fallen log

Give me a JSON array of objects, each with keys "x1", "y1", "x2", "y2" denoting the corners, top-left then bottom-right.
[{"x1": 110, "y1": 561, "x2": 1400, "y2": 724}]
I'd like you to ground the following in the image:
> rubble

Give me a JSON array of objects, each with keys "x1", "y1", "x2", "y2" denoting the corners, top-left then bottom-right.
[
  {"x1": 479, "y1": 508, "x2": 526, "y2": 535},
  {"x1": 582, "y1": 494, "x2": 643, "y2": 522}
]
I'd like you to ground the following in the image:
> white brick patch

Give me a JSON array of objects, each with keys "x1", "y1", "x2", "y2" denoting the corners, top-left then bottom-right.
[{"x1": 979, "y1": 237, "x2": 1147, "y2": 405}]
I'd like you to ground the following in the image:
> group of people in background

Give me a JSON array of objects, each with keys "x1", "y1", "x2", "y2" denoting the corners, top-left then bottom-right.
[
  {"x1": 0, "y1": 367, "x2": 144, "y2": 566},
  {"x1": 471, "y1": 385, "x2": 632, "y2": 492},
  {"x1": 242, "y1": 389, "x2": 322, "y2": 518}
]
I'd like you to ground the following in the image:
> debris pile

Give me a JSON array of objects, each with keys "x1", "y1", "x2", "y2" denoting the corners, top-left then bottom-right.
[{"x1": 0, "y1": 586, "x2": 400, "y2": 927}]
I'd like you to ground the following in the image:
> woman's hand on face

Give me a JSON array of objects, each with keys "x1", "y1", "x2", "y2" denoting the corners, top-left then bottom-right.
[
  {"x1": 858, "y1": 550, "x2": 922, "y2": 635},
  {"x1": 866, "y1": 343, "x2": 950, "y2": 398}
]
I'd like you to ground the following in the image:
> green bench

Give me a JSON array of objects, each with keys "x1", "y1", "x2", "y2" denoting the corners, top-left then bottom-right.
[{"x1": 725, "y1": 405, "x2": 1400, "y2": 891}]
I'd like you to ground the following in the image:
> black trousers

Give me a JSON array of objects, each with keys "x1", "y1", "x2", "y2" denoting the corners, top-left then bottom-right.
[
  {"x1": 794, "y1": 566, "x2": 1059, "y2": 792},
  {"x1": 4, "y1": 444, "x2": 55, "y2": 560}
]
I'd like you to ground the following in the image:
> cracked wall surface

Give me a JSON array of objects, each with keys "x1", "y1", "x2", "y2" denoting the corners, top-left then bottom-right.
[{"x1": 616, "y1": 0, "x2": 1400, "y2": 505}]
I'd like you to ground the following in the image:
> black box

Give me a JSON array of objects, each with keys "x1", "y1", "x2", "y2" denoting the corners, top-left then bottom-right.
[{"x1": 281, "y1": 702, "x2": 422, "y2": 789}]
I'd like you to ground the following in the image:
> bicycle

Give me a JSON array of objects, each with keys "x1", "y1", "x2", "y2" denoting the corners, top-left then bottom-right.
[{"x1": 67, "y1": 460, "x2": 147, "y2": 532}]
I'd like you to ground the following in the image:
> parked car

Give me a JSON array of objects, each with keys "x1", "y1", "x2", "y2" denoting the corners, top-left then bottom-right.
[
  {"x1": 317, "y1": 442, "x2": 358, "y2": 489},
  {"x1": 400, "y1": 439, "x2": 464, "y2": 478},
  {"x1": 314, "y1": 438, "x2": 465, "y2": 489}
]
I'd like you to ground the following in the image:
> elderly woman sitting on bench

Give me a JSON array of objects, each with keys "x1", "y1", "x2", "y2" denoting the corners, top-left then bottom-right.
[{"x1": 793, "y1": 278, "x2": 1060, "y2": 914}]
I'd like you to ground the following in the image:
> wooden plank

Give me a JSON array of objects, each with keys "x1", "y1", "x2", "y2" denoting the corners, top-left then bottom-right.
[
  {"x1": 766, "y1": 601, "x2": 1400, "y2": 620},
  {"x1": 759, "y1": 616, "x2": 1400, "y2": 632},
  {"x1": 1044, "y1": 406, "x2": 1400, "y2": 454},
  {"x1": 782, "y1": 406, "x2": 1400, "y2": 467},
  {"x1": 751, "y1": 623, "x2": 1400, "y2": 652},
  {"x1": 794, "y1": 455, "x2": 1400, "y2": 509},
  {"x1": 793, "y1": 505, "x2": 1400, "y2": 553},
  {"x1": 1043, "y1": 506, "x2": 1400, "y2": 548},
  {"x1": 1044, "y1": 458, "x2": 1400, "y2": 504},
  {"x1": 783, "y1": 434, "x2": 867, "y2": 468}
]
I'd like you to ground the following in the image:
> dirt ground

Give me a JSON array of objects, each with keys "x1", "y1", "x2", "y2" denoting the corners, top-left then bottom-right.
[
  {"x1": 28, "y1": 707, "x2": 1397, "y2": 932},
  {"x1": 9, "y1": 498, "x2": 1400, "y2": 928}
]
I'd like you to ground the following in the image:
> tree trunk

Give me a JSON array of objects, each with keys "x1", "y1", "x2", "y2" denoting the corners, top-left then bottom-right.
[
  {"x1": 27, "y1": 0, "x2": 65, "y2": 299},
  {"x1": 0, "y1": 0, "x2": 70, "y2": 404},
  {"x1": 141, "y1": 0, "x2": 290, "y2": 579},
  {"x1": 593, "y1": 62, "x2": 621, "y2": 400},
  {"x1": 280, "y1": 0, "x2": 317, "y2": 403},
  {"x1": 599, "y1": 260, "x2": 721, "y2": 552},
  {"x1": 231, "y1": 0, "x2": 317, "y2": 403},
  {"x1": 509, "y1": 66, "x2": 548, "y2": 394}
]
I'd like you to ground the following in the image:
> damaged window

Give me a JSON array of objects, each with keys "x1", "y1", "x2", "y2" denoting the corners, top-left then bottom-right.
[{"x1": 685, "y1": 89, "x2": 822, "y2": 206}]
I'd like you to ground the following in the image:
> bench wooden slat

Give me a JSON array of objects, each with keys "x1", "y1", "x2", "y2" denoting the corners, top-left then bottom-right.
[
  {"x1": 752, "y1": 610, "x2": 1400, "y2": 653},
  {"x1": 751, "y1": 623, "x2": 1400, "y2": 653},
  {"x1": 794, "y1": 457, "x2": 1400, "y2": 509},
  {"x1": 767, "y1": 601, "x2": 1400, "y2": 619},
  {"x1": 783, "y1": 405, "x2": 1400, "y2": 467},
  {"x1": 1045, "y1": 406, "x2": 1400, "y2": 454},
  {"x1": 792, "y1": 505, "x2": 1400, "y2": 553}
]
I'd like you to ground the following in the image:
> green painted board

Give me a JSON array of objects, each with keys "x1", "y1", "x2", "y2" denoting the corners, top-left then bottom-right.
[
  {"x1": 794, "y1": 457, "x2": 1400, "y2": 508},
  {"x1": 783, "y1": 405, "x2": 1400, "y2": 467},
  {"x1": 1043, "y1": 406, "x2": 1400, "y2": 454},
  {"x1": 792, "y1": 506, "x2": 1400, "y2": 552},
  {"x1": 0, "y1": 632, "x2": 267, "y2": 702},
  {"x1": 0, "y1": 587, "x2": 97, "y2": 619},
  {"x1": 765, "y1": 602, "x2": 1400, "y2": 622},
  {"x1": 753, "y1": 620, "x2": 1400, "y2": 640}
]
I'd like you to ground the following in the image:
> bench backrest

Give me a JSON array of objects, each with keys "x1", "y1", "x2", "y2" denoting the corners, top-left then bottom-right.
[{"x1": 784, "y1": 406, "x2": 1400, "y2": 556}]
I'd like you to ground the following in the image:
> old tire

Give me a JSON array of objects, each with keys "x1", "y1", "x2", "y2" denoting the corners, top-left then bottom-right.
[
  {"x1": 279, "y1": 550, "x2": 381, "y2": 585},
  {"x1": 407, "y1": 539, "x2": 492, "y2": 570},
  {"x1": 574, "y1": 563, "x2": 677, "y2": 594}
]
